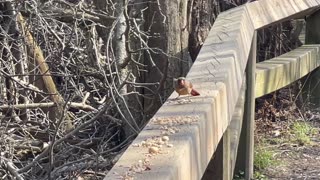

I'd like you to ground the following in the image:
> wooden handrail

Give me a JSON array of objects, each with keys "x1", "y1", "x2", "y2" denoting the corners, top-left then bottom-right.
[
  {"x1": 105, "y1": 1, "x2": 320, "y2": 179},
  {"x1": 256, "y1": 45, "x2": 320, "y2": 98}
]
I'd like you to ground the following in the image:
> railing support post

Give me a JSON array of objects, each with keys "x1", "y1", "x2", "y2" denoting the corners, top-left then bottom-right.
[
  {"x1": 304, "y1": 10, "x2": 320, "y2": 108},
  {"x1": 202, "y1": 82, "x2": 246, "y2": 180},
  {"x1": 235, "y1": 31, "x2": 256, "y2": 180},
  {"x1": 222, "y1": 128, "x2": 231, "y2": 180},
  {"x1": 202, "y1": 127, "x2": 231, "y2": 180}
]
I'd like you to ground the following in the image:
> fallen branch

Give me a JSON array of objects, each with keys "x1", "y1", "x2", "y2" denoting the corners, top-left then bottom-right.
[
  {"x1": 0, "y1": 102, "x2": 97, "y2": 112},
  {"x1": 17, "y1": 13, "x2": 73, "y2": 131}
]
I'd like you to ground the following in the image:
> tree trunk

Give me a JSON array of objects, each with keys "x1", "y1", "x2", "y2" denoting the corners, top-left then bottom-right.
[
  {"x1": 144, "y1": 0, "x2": 194, "y2": 116},
  {"x1": 115, "y1": 0, "x2": 140, "y2": 137}
]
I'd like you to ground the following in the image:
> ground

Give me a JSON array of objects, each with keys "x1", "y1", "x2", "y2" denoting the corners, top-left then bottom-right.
[
  {"x1": 254, "y1": 87, "x2": 320, "y2": 180},
  {"x1": 258, "y1": 120, "x2": 320, "y2": 179}
]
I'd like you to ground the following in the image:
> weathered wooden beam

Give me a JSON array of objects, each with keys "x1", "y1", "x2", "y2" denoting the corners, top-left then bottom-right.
[
  {"x1": 234, "y1": 31, "x2": 257, "y2": 180},
  {"x1": 105, "y1": 4, "x2": 253, "y2": 178},
  {"x1": 222, "y1": 128, "x2": 231, "y2": 180},
  {"x1": 201, "y1": 132, "x2": 225, "y2": 180},
  {"x1": 202, "y1": 127, "x2": 231, "y2": 180},
  {"x1": 246, "y1": 0, "x2": 320, "y2": 29},
  {"x1": 255, "y1": 45, "x2": 320, "y2": 98},
  {"x1": 229, "y1": 84, "x2": 245, "y2": 178},
  {"x1": 202, "y1": 81, "x2": 245, "y2": 180},
  {"x1": 104, "y1": 83, "x2": 230, "y2": 180},
  {"x1": 105, "y1": 1, "x2": 320, "y2": 179},
  {"x1": 244, "y1": 31, "x2": 257, "y2": 180}
]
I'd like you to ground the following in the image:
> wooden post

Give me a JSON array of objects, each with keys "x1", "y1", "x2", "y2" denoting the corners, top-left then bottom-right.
[
  {"x1": 202, "y1": 80, "x2": 246, "y2": 180},
  {"x1": 229, "y1": 81, "x2": 246, "y2": 177},
  {"x1": 235, "y1": 31, "x2": 257, "y2": 180},
  {"x1": 202, "y1": 127, "x2": 231, "y2": 180},
  {"x1": 304, "y1": 10, "x2": 320, "y2": 107},
  {"x1": 222, "y1": 128, "x2": 231, "y2": 180},
  {"x1": 201, "y1": 133, "x2": 223, "y2": 180},
  {"x1": 201, "y1": 48, "x2": 248, "y2": 180}
]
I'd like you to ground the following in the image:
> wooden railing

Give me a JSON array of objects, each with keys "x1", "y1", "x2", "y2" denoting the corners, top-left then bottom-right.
[{"x1": 105, "y1": 1, "x2": 320, "y2": 179}]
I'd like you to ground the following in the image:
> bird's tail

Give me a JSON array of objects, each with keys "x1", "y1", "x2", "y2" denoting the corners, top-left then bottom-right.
[{"x1": 191, "y1": 89, "x2": 200, "y2": 96}]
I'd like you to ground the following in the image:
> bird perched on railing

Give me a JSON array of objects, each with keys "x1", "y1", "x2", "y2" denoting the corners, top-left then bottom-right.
[{"x1": 174, "y1": 77, "x2": 200, "y2": 99}]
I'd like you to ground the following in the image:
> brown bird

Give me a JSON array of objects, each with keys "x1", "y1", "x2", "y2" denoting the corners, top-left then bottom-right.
[{"x1": 174, "y1": 77, "x2": 200, "y2": 99}]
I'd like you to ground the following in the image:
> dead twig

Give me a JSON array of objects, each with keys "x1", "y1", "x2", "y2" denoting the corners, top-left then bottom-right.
[{"x1": 0, "y1": 102, "x2": 97, "y2": 112}]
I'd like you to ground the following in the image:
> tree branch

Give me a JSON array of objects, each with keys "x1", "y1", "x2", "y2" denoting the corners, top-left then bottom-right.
[{"x1": 0, "y1": 102, "x2": 97, "y2": 112}]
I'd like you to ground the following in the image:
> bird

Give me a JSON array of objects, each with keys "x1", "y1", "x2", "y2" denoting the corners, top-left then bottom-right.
[{"x1": 174, "y1": 77, "x2": 200, "y2": 99}]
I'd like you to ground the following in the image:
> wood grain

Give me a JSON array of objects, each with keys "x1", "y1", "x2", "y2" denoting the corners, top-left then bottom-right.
[
  {"x1": 255, "y1": 45, "x2": 320, "y2": 98},
  {"x1": 105, "y1": 1, "x2": 320, "y2": 179}
]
